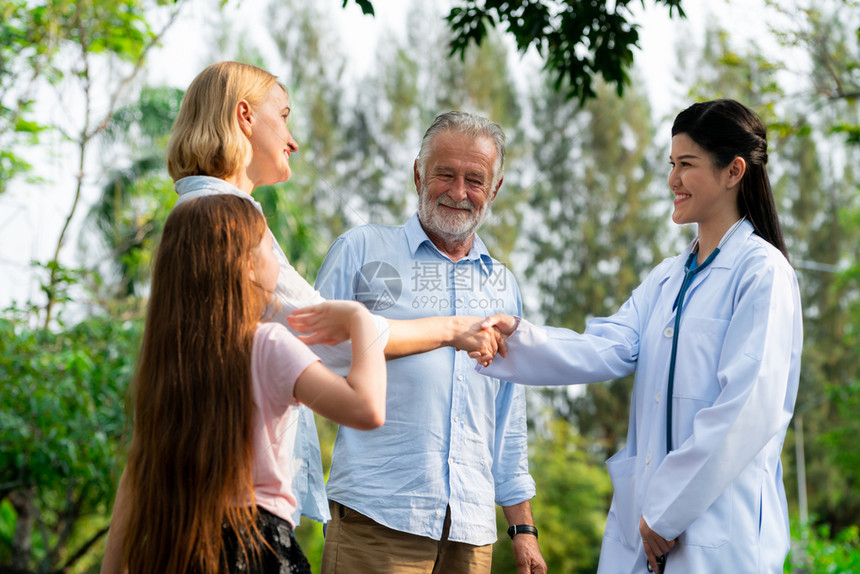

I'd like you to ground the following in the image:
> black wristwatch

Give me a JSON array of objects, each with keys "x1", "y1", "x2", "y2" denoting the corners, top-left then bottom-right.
[{"x1": 507, "y1": 524, "x2": 538, "y2": 539}]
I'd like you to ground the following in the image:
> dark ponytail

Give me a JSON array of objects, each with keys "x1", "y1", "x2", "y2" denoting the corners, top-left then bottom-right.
[{"x1": 672, "y1": 99, "x2": 788, "y2": 260}]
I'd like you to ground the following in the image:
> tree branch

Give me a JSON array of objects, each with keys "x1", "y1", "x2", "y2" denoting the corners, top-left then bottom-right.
[
  {"x1": 90, "y1": 5, "x2": 184, "y2": 141},
  {"x1": 43, "y1": 3, "x2": 185, "y2": 326},
  {"x1": 54, "y1": 524, "x2": 112, "y2": 574}
]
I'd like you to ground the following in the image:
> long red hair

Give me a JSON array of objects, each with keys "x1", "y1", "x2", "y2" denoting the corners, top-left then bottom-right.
[{"x1": 122, "y1": 195, "x2": 267, "y2": 573}]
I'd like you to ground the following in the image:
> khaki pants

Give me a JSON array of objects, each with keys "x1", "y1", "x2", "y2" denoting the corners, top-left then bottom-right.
[{"x1": 321, "y1": 501, "x2": 493, "y2": 574}]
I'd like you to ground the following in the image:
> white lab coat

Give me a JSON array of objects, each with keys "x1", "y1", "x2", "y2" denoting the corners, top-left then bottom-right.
[{"x1": 481, "y1": 221, "x2": 802, "y2": 573}]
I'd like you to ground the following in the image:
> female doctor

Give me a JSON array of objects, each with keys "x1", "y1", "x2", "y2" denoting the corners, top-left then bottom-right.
[{"x1": 480, "y1": 99, "x2": 802, "y2": 573}]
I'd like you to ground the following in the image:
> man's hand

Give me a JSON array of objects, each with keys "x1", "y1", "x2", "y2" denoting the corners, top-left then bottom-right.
[
  {"x1": 512, "y1": 533, "x2": 547, "y2": 574},
  {"x1": 466, "y1": 313, "x2": 520, "y2": 364},
  {"x1": 639, "y1": 516, "x2": 676, "y2": 573},
  {"x1": 503, "y1": 502, "x2": 546, "y2": 574},
  {"x1": 449, "y1": 315, "x2": 508, "y2": 367},
  {"x1": 287, "y1": 301, "x2": 366, "y2": 345},
  {"x1": 448, "y1": 316, "x2": 506, "y2": 367}
]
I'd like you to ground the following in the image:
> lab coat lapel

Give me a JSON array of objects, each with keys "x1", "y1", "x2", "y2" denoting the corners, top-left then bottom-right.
[
  {"x1": 657, "y1": 248, "x2": 694, "y2": 330},
  {"x1": 681, "y1": 263, "x2": 716, "y2": 309}
]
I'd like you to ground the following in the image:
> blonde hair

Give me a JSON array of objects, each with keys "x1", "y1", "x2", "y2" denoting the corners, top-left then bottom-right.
[{"x1": 166, "y1": 61, "x2": 285, "y2": 181}]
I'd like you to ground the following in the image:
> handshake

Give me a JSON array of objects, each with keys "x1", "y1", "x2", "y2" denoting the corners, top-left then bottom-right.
[
  {"x1": 452, "y1": 313, "x2": 520, "y2": 367},
  {"x1": 288, "y1": 302, "x2": 520, "y2": 368}
]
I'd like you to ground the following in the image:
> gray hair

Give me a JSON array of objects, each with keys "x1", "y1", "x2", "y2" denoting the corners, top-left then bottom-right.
[{"x1": 416, "y1": 111, "x2": 506, "y2": 187}]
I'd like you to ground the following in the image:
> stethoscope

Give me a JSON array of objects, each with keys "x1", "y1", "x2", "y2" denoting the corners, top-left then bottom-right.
[{"x1": 647, "y1": 215, "x2": 746, "y2": 573}]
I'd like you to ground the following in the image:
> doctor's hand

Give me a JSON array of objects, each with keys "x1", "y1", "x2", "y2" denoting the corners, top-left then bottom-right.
[
  {"x1": 480, "y1": 313, "x2": 519, "y2": 338},
  {"x1": 639, "y1": 516, "x2": 676, "y2": 573}
]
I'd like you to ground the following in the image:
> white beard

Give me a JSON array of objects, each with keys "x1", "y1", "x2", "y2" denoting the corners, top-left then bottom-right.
[{"x1": 417, "y1": 187, "x2": 491, "y2": 244}]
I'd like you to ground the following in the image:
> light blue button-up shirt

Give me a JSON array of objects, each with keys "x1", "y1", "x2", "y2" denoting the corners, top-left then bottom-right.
[
  {"x1": 315, "y1": 213, "x2": 535, "y2": 545},
  {"x1": 174, "y1": 176, "x2": 389, "y2": 525}
]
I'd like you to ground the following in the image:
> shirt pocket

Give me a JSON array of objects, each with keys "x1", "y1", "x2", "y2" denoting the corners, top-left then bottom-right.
[{"x1": 673, "y1": 316, "x2": 730, "y2": 402}]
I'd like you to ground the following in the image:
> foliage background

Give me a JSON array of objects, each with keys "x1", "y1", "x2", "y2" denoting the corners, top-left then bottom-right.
[{"x1": 1, "y1": 0, "x2": 858, "y2": 572}]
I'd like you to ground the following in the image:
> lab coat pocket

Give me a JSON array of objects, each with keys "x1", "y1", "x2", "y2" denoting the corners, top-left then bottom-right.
[
  {"x1": 682, "y1": 484, "x2": 732, "y2": 548},
  {"x1": 674, "y1": 316, "x2": 730, "y2": 402},
  {"x1": 605, "y1": 449, "x2": 639, "y2": 551}
]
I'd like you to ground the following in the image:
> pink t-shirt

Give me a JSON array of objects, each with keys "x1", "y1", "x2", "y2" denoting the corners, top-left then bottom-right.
[{"x1": 250, "y1": 322, "x2": 320, "y2": 526}]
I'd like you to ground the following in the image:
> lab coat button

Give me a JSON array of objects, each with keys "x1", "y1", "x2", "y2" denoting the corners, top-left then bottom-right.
[
  {"x1": 663, "y1": 327, "x2": 674, "y2": 338},
  {"x1": 457, "y1": 374, "x2": 464, "y2": 381},
  {"x1": 655, "y1": 392, "x2": 661, "y2": 403},
  {"x1": 646, "y1": 453, "x2": 652, "y2": 465}
]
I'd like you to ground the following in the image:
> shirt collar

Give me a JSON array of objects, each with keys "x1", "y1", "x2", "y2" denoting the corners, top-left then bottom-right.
[
  {"x1": 404, "y1": 213, "x2": 494, "y2": 275},
  {"x1": 174, "y1": 176, "x2": 263, "y2": 212}
]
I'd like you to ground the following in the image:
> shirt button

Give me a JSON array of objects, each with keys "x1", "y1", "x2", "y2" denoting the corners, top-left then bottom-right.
[
  {"x1": 646, "y1": 453, "x2": 652, "y2": 465},
  {"x1": 435, "y1": 510, "x2": 442, "y2": 519},
  {"x1": 454, "y1": 416, "x2": 460, "y2": 423},
  {"x1": 458, "y1": 375, "x2": 464, "y2": 381},
  {"x1": 655, "y1": 392, "x2": 661, "y2": 403},
  {"x1": 663, "y1": 327, "x2": 674, "y2": 338}
]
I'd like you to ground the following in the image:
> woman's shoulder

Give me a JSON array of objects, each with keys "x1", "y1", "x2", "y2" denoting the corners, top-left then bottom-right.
[
  {"x1": 732, "y1": 235, "x2": 800, "y2": 297},
  {"x1": 739, "y1": 234, "x2": 795, "y2": 273},
  {"x1": 641, "y1": 253, "x2": 686, "y2": 286}
]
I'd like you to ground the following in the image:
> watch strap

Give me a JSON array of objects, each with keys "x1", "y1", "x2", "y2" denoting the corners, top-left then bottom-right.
[{"x1": 507, "y1": 524, "x2": 538, "y2": 539}]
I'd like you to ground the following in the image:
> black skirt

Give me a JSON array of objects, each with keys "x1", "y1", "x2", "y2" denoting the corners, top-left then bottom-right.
[{"x1": 221, "y1": 506, "x2": 311, "y2": 574}]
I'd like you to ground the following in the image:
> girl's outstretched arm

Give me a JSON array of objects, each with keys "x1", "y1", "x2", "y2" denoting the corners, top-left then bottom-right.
[{"x1": 292, "y1": 301, "x2": 387, "y2": 430}]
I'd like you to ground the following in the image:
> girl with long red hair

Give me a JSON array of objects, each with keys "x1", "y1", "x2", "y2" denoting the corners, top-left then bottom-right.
[{"x1": 102, "y1": 194, "x2": 386, "y2": 573}]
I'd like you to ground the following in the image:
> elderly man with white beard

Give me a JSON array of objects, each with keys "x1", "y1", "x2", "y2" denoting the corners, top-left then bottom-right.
[{"x1": 314, "y1": 111, "x2": 546, "y2": 574}]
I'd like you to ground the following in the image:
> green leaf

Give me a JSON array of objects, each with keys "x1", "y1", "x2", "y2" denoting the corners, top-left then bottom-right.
[{"x1": 342, "y1": 0, "x2": 374, "y2": 17}]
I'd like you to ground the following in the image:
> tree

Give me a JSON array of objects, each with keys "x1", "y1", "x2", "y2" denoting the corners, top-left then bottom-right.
[
  {"x1": 523, "y1": 70, "x2": 668, "y2": 460},
  {"x1": 0, "y1": 0, "x2": 56, "y2": 193},
  {"x1": 761, "y1": 0, "x2": 860, "y2": 535},
  {"x1": 0, "y1": 308, "x2": 143, "y2": 573},
  {"x1": 0, "y1": 0, "x2": 184, "y2": 325},
  {"x1": 492, "y1": 420, "x2": 612, "y2": 573},
  {"x1": 81, "y1": 85, "x2": 184, "y2": 299},
  {"x1": 344, "y1": 0, "x2": 687, "y2": 103},
  {"x1": 0, "y1": 1, "x2": 187, "y2": 570}
]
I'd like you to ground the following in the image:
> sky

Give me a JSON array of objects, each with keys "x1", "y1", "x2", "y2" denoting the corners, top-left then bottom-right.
[{"x1": 0, "y1": 0, "x2": 777, "y2": 312}]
